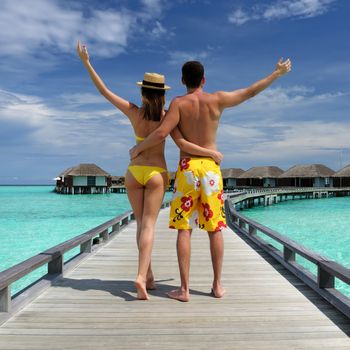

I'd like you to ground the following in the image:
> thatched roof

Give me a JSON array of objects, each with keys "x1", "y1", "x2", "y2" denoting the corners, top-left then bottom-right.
[
  {"x1": 239, "y1": 166, "x2": 284, "y2": 179},
  {"x1": 111, "y1": 175, "x2": 125, "y2": 181},
  {"x1": 221, "y1": 168, "x2": 245, "y2": 179},
  {"x1": 59, "y1": 164, "x2": 110, "y2": 177},
  {"x1": 333, "y1": 164, "x2": 350, "y2": 177},
  {"x1": 279, "y1": 164, "x2": 335, "y2": 178}
]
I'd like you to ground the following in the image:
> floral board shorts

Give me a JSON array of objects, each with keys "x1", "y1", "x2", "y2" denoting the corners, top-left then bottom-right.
[{"x1": 169, "y1": 157, "x2": 227, "y2": 232}]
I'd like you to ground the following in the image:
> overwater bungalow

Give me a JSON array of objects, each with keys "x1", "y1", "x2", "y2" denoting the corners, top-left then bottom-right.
[
  {"x1": 168, "y1": 171, "x2": 176, "y2": 190},
  {"x1": 221, "y1": 168, "x2": 245, "y2": 189},
  {"x1": 55, "y1": 163, "x2": 112, "y2": 194},
  {"x1": 111, "y1": 175, "x2": 125, "y2": 186},
  {"x1": 333, "y1": 164, "x2": 350, "y2": 187},
  {"x1": 278, "y1": 164, "x2": 335, "y2": 187},
  {"x1": 236, "y1": 166, "x2": 284, "y2": 187}
]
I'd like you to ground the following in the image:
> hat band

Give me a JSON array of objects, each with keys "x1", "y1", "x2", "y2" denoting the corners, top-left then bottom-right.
[{"x1": 142, "y1": 80, "x2": 165, "y2": 88}]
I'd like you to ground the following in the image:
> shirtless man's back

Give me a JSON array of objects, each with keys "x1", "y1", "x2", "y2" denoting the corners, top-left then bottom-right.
[
  {"x1": 131, "y1": 59, "x2": 291, "y2": 301},
  {"x1": 176, "y1": 90, "x2": 221, "y2": 157}
]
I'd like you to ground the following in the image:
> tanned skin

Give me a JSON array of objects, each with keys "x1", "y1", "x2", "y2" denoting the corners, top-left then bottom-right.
[{"x1": 130, "y1": 58, "x2": 292, "y2": 301}]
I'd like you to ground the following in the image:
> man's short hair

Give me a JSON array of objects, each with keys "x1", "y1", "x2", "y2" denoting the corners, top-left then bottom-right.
[{"x1": 182, "y1": 61, "x2": 204, "y2": 88}]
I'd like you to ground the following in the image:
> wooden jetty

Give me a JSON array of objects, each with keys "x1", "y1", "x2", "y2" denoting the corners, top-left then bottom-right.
[
  {"x1": 230, "y1": 186, "x2": 350, "y2": 209},
  {"x1": 1, "y1": 198, "x2": 350, "y2": 348}
]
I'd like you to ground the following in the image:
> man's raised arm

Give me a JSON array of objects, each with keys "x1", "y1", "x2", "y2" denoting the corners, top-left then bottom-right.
[
  {"x1": 216, "y1": 58, "x2": 292, "y2": 110},
  {"x1": 129, "y1": 98, "x2": 180, "y2": 159}
]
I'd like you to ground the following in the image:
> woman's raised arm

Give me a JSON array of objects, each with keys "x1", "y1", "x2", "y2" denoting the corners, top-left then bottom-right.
[{"x1": 77, "y1": 41, "x2": 137, "y2": 119}]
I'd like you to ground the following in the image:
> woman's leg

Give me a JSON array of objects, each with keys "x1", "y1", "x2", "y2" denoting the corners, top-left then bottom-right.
[
  {"x1": 136, "y1": 172, "x2": 167, "y2": 298},
  {"x1": 125, "y1": 171, "x2": 148, "y2": 299},
  {"x1": 125, "y1": 170, "x2": 144, "y2": 242}
]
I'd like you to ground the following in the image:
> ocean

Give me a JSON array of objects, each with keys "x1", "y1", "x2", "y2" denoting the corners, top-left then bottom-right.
[
  {"x1": 0, "y1": 185, "x2": 171, "y2": 295},
  {"x1": 241, "y1": 196, "x2": 350, "y2": 297}
]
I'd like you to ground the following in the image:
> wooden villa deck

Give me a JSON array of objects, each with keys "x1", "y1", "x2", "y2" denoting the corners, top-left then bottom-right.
[{"x1": 0, "y1": 208, "x2": 350, "y2": 349}]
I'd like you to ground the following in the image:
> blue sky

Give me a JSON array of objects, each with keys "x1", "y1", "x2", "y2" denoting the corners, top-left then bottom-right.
[{"x1": 0, "y1": 0, "x2": 349, "y2": 184}]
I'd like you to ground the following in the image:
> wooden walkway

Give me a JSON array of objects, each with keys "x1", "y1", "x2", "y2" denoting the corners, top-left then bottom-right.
[{"x1": 0, "y1": 208, "x2": 350, "y2": 349}]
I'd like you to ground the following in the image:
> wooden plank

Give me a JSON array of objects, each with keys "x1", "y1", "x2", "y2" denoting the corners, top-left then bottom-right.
[{"x1": 0, "y1": 208, "x2": 349, "y2": 350}]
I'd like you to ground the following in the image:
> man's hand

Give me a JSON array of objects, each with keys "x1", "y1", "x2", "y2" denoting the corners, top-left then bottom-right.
[
  {"x1": 275, "y1": 58, "x2": 292, "y2": 76},
  {"x1": 129, "y1": 145, "x2": 140, "y2": 160},
  {"x1": 210, "y1": 150, "x2": 224, "y2": 164}
]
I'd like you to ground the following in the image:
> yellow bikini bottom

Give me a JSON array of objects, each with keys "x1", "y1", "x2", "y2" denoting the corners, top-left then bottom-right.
[{"x1": 127, "y1": 165, "x2": 167, "y2": 186}]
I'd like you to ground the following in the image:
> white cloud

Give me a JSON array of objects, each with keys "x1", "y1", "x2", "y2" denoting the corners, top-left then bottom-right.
[
  {"x1": 151, "y1": 21, "x2": 168, "y2": 38},
  {"x1": 0, "y1": 89, "x2": 132, "y2": 153},
  {"x1": 0, "y1": 0, "x2": 133, "y2": 58},
  {"x1": 220, "y1": 120, "x2": 350, "y2": 168},
  {"x1": 217, "y1": 84, "x2": 350, "y2": 168},
  {"x1": 59, "y1": 93, "x2": 108, "y2": 106},
  {"x1": 168, "y1": 51, "x2": 209, "y2": 65},
  {"x1": 221, "y1": 85, "x2": 349, "y2": 122},
  {"x1": 228, "y1": 0, "x2": 336, "y2": 26},
  {"x1": 228, "y1": 9, "x2": 252, "y2": 26},
  {"x1": 264, "y1": 0, "x2": 335, "y2": 20},
  {"x1": 141, "y1": 0, "x2": 163, "y2": 17},
  {"x1": 2, "y1": 83, "x2": 349, "y2": 176},
  {"x1": 0, "y1": 0, "x2": 170, "y2": 59}
]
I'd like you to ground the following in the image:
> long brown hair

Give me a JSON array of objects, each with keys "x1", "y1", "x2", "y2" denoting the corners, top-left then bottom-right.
[{"x1": 141, "y1": 87, "x2": 165, "y2": 121}]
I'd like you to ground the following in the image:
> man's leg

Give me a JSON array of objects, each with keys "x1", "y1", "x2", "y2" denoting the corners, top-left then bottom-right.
[
  {"x1": 208, "y1": 230, "x2": 226, "y2": 298},
  {"x1": 167, "y1": 229, "x2": 192, "y2": 302}
]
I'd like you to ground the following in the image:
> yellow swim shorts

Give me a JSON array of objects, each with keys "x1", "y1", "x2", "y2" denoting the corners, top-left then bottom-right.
[{"x1": 169, "y1": 157, "x2": 227, "y2": 232}]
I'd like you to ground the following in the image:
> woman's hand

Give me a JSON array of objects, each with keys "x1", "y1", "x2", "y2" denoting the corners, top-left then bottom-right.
[
  {"x1": 275, "y1": 58, "x2": 292, "y2": 76},
  {"x1": 77, "y1": 40, "x2": 89, "y2": 64},
  {"x1": 129, "y1": 145, "x2": 140, "y2": 160},
  {"x1": 210, "y1": 150, "x2": 224, "y2": 164}
]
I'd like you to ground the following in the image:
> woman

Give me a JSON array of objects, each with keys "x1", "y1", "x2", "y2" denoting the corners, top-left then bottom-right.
[{"x1": 77, "y1": 41, "x2": 223, "y2": 300}]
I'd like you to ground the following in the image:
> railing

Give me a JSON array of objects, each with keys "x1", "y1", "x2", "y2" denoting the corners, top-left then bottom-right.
[
  {"x1": 0, "y1": 202, "x2": 170, "y2": 315},
  {"x1": 228, "y1": 186, "x2": 350, "y2": 194},
  {"x1": 226, "y1": 187, "x2": 350, "y2": 208},
  {"x1": 224, "y1": 198, "x2": 350, "y2": 319}
]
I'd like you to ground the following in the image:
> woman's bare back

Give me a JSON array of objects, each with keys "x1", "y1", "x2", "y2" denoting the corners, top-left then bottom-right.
[{"x1": 129, "y1": 110, "x2": 167, "y2": 168}]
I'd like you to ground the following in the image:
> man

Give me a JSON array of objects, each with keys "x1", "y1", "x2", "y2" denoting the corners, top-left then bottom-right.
[{"x1": 130, "y1": 58, "x2": 292, "y2": 302}]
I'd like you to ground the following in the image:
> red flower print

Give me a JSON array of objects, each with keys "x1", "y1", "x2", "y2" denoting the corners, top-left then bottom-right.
[
  {"x1": 202, "y1": 203, "x2": 213, "y2": 221},
  {"x1": 217, "y1": 190, "x2": 224, "y2": 205},
  {"x1": 179, "y1": 158, "x2": 191, "y2": 171},
  {"x1": 214, "y1": 221, "x2": 227, "y2": 232},
  {"x1": 181, "y1": 196, "x2": 193, "y2": 212},
  {"x1": 209, "y1": 179, "x2": 215, "y2": 186}
]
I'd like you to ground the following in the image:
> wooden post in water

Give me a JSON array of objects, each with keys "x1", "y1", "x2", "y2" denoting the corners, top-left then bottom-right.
[
  {"x1": 99, "y1": 229, "x2": 109, "y2": 242},
  {"x1": 81, "y1": 239, "x2": 92, "y2": 253},
  {"x1": 284, "y1": 247, "x2": 296, "y2": 263},
  {"x1": 48, "y1": 255, "x2": 63, "y2": 275},
  {"x1": 112, "y1": 222, "x2": 120, "y2": 234},
  {"x1": 238, "y1": 218, "x2": 246, "y2": 230},
  {"x1": 0, "y1": 286, "x2": 10, "y2": 312},
  {"x1": 248, "y1": 226, "x2": 257, "y2": 236},
  {"x1": 318, "y1": 265, "x2": 335, "y2": 289}
]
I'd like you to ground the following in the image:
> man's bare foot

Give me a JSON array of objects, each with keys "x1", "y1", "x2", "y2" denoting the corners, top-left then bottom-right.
[
  {"x1": 135, "y1": 277, "x2": 149, "y2": 300},
  {"x1": 167, "y1": 288, "x2": 190, "y2": 302},
  {"x1": 211, "y1": 285, "x2": 226, "y2": 298},
  {"x1": 146, "y1": 278, "x2": 156, "y2": 290}
]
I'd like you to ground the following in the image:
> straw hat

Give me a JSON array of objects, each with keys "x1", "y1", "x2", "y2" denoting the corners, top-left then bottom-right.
[{"x1": 136, "y1": 72, "x2": 170, "y2": 90}]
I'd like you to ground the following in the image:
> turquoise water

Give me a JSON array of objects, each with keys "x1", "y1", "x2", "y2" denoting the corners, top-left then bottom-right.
[
  {"x1": 241, "y1": 197, "x2": 350, "y2": 297},
  {"x1": 0, "y1": 186, "x2": 171, "y2": 295}
]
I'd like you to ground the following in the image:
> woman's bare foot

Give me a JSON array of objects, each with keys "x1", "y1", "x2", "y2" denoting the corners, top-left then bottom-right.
[
  {"x1": 211, "y1": 285, "x2": 226, "y2": 298},
  {"x1": 167, "y1": 288, "x2": 190, "y2": 302},
  {"x1": 146, "y1": 278, "x2": 156, "y2": 290},
  {"x1": 135, "y1": 277, "x2": 149, "y2": 300}
]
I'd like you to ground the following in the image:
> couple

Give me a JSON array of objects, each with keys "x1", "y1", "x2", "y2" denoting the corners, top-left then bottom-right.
[{"x1": 77, "y1": 41, "x2": 291, "y2": 301}]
